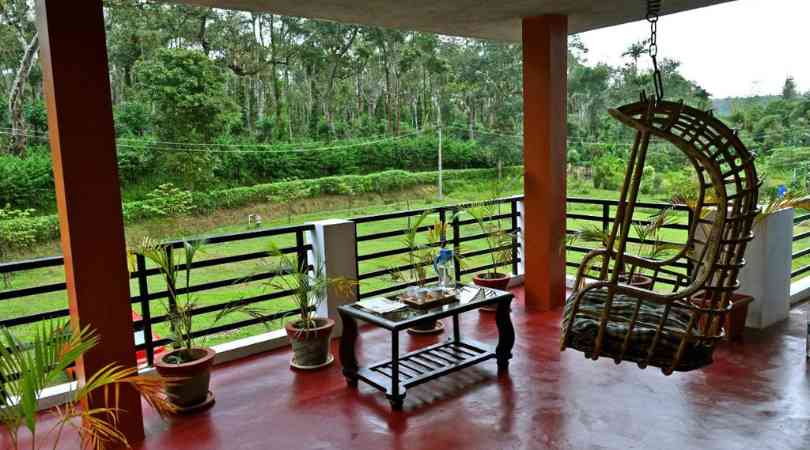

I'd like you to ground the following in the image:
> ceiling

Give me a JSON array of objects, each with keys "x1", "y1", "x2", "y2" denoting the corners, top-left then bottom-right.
[{"x1": 170, "y1": 0, "x2": 735, "y2": 42}]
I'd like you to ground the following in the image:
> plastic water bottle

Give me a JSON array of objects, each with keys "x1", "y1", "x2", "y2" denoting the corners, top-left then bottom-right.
[{"x1": 434, "y1": 248, "x2": 454, "y2": 290}]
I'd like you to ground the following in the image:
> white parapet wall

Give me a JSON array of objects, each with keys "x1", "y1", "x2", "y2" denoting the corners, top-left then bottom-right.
[
  {"x1": 739, "y1": 208, "x2": 795, "y2": 329},
  {"x1": 308, "y1": 219, "x2": 359, "y2": 337}
]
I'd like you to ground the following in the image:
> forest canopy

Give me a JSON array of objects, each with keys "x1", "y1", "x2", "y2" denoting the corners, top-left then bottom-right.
[{"x1": 1, "y1": 0, "x2": 809, "y2": 212}]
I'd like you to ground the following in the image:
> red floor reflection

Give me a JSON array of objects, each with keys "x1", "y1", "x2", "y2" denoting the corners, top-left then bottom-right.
[{"x1": 6, "y1": 287, "x2": 810, "y2": 449}]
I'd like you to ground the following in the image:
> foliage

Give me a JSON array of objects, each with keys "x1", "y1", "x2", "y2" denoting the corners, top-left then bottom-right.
[
  {"x1": 0, "y1": 205, "x2": 38, "y2": 287},
  {"x1": 0, "y1": 152, "x2": 54, "y2": 209},
  {"x1": 19, "y1": 168, "x2": 517, "y2": 247},
  {"x1": 113, "y1": 101, "x2": 151, "y2": 137},
  {"x1": 389, "y1": 212, "x2": 450, "y2": 286},
  {"x1": 0, "y1": 320, "x2": 175, "y2": 450},
  {"x1": 464, "y1": 204, "x2": 515, "y2": 275},
  {"x1": 133, "y1": 48, "x2": 236, "y2": 141},
  {"x1": 142, "y1": 183, "x2": 195, "y2": 218},
  {"x1": 592, "y1": 154, "x2": 625, "y2": 190},
  {"x1": 575, "y1": 207, "x2": 679, "y2": 276},
  {"x1": 130, "y1": 237, "x2": 206, "y2": 358},
  {"x1": 255, "y1": 243, "x2": 356, "y2": 330},
  {"x1": 757, "y1": 191, "x2": 810, "y2": 225}
]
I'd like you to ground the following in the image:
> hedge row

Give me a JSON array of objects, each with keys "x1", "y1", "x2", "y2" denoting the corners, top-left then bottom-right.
[
  {"x1": 1, "y1": 133, "x2": 523, "y2": 210},
  {"x1": 9, "y1": 167, "x2": 522, "y2": 245}
]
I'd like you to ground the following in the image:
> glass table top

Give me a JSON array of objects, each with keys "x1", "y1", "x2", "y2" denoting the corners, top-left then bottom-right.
[{"x1": 342, "y1": 284, "x2": 511, "y2": 327}]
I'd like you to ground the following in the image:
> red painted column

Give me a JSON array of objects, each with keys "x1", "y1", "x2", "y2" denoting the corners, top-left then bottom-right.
[
  {"x1": 36, "y1": 0, "x2": 145, "y2": 442},
  {"x1": 522, "y1": 16, "x2": 568, "y2": 311}
]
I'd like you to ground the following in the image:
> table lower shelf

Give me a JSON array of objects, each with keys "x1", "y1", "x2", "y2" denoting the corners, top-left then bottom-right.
[{"x1": 355, "y1": 339, "x2": 496, "y2": 397}]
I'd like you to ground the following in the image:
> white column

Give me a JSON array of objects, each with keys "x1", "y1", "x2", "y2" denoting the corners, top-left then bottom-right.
[
  {"x1": 507, "y1": 198, "x2": 527, "y2": 289},
  {"x1": 307, "y1": 219, "x2": 359, "y2": 337},
  {"x1": 739, "y1": 208, "x2": 795, "y2": 328},
  {"x1": 695, "y1": 208, "x2": 795, "y2": 329}
]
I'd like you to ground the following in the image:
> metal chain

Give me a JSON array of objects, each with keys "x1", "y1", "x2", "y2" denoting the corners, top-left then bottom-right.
[{"x1": 646, "y1": 0, "x2": 665, "y2": 102}]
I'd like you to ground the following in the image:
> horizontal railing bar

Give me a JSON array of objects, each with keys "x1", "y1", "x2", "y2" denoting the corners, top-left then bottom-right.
[
  {"x1": 143, "y1": 268, "x2": 296, "y2": 302},
  {"x1": 146, "y1": 288, "x2": 298, "y2": 325},
  {"x1": 157, "y1": 224, "x2": 314, "y2": 249},
  {"x1": 0, "y1": 308, "x2": 70, "y2": 328},
  {"x1": 456, "y1": 228, "x2": 519, "y2": 245},
  {"x1": 357, "y1": 225, "x2": 436, "y2": 242},
  {"x1": 134, "y1": 308, "x2": 301, "y2": 351},
  {"x1": 458, "y1": 244, "x2": 518, "y2": 260},
  {"x1": 566, "y1": 197, "x2": 691, "y2": 211},
  {"x1": 351, "y1": 196, "x2": 522, "y2": 224},
  {"x1": 794, "y1": 213, "x2": 810, "y2": 225},
  {"x1": 792, "y1": 264, "x2": 810, "y2": 279},
  {"x1": 131, "y1": 244, "x2": 309, "y2": 278},
  {"x1": 0, "y1": 256, "x2": 64, "y2": 274},
  {"x1": 793, "y1": 247, "x2": 810, "y2": 260},
  {"x1": 357, "y1": 242, "x2": 443, "y2": 262},
  {"x1": 793, "y1": 230, "x2": 810, "y2": 242},
  {"x1": 0, "y1": 282, "x2": 66, "y2": 302},
  {"x1": 455, "y1": 212, "x2": 516, "y2": 227}
]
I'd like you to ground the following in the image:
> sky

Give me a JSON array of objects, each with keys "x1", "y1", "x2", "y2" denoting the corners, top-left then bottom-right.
[{"x1": 578, "y1": 0, "x2": 810, "y2": 99}]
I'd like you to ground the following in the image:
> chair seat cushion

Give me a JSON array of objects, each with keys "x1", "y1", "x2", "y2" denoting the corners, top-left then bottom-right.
[{"x1": 563, "y1": 288, "x2": 713, "y2": 372}]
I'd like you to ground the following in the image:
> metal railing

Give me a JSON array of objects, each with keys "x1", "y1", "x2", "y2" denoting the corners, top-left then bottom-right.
[
  {"x1": 0, "y1": 224, "x2": 314, "y2": 367},
  {"x1": 2, "y1": 194, "x2": 807, "y2": 375},
  {"x1": 565, "y1": 197, "x2": 693, "y2": 286},
  {"x1": 792, "y1": 212, "x2": 810, "y2": 281},
  {"x1": 352, "y1": 196, "x2": 522, "y2": 299}
]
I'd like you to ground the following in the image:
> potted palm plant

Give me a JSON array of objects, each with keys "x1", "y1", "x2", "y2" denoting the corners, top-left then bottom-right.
[
  {"x1": 466, "y1": 204, "x2": 516, "y2": 292},
  {"x1": 389, "y1": 213, "x2": 454, "y2": 333},
  {"x1": 575, "y1": 207, "x2": 679, "y2": 289},
  {"x1": 0, "y1": 320, "x2": 175, "y2": 449},
  {"x1": 132, "y1": 237, "x2": 216, "y2": 412},
  {"x1": 259, "y1": 244, "x2": 356, "y2": 369}
]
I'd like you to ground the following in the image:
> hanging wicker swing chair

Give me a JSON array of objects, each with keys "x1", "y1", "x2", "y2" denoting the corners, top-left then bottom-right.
[{"x1": 560, "y1": 95, "x2": 760, "y2": 374}]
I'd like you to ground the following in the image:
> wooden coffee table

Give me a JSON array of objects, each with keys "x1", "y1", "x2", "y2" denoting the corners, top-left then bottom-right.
[{"x1": 337, "y1": 285, "x2": 515, "y2": 410}]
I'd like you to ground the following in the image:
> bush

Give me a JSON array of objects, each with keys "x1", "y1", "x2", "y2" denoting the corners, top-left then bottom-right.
[
  {"x1": 592, "y1": 154, "x2": 625, "y2": 190},
  {"x1": 27, "y1": 167, "x2": 520, "y2": 246},
  {"x1": 0, "y1": 152, "x2": 54, "y2": 209},
  {"x1": 114, "y1": 101, "x2": 151, "y2": 136}
]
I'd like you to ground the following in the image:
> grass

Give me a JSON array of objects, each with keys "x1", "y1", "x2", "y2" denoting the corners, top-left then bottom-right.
[{"x1": 1, "y1": 178, "x2": 809, "y2": 354}]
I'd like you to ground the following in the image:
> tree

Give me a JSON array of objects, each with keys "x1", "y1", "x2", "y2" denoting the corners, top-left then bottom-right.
[
  {"x1": 134, "y1": 47, "x2": 236, "y2": 141},
  {"x1": 782, "y1": 76, "x2": 798, "y2": 100}
]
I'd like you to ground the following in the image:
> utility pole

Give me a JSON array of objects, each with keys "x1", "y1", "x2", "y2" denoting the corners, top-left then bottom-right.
[{"x1": 435, "y1": 94, "x2": 443, "y2": 200}]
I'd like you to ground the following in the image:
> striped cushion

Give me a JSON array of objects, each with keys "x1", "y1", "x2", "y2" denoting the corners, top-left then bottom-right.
[{"x1": 563, "y1": 289, "x2": 713, "y2": 372}]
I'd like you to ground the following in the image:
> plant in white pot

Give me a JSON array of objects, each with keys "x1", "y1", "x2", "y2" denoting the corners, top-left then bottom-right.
[
  {"x1": 259, "y1": 244, "x2": 356, "y2": 369},
  {"x1": 131, "y1": 237, "x2": 217, "y2": 413}
]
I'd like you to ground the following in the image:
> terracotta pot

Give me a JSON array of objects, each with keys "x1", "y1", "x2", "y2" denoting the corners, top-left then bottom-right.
[
  {"x1": 154, "y1": 347, "x2": 216, "y2": 409},
  {"x1": 691, "y1": 292, "x2": 754, "y2": 340},
  {"x1": 285, "y1": 318, "x2": 334, "y2": 368},
  {"x1": 472, "y1": 272, "x2": 511, "y2": 291}
]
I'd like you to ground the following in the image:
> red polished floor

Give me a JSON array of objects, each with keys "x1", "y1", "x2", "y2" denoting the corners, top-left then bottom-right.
[{"x1": 8, "y1": 288, "x2": 810, "y2": 449}]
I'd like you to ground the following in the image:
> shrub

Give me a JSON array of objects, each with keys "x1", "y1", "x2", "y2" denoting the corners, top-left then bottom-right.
[
  {"x1": 141, "y1": 183, "x2": 194, "y2": 218},
  {"x1": 592, "y1": 154, "x2": 625, "y2": 190},
  {"x1": 0, "y1": 152, "x2": 54, "y2": 209},
  {"x1": 0, "y1": 206, "x2": 40, "y2": 287},
  {"x1": 114, "y1": 101, "x2": 151, "y2": 136},
  {"x1": 19, "y1": 167, "x2": 520, "y2": 247}
]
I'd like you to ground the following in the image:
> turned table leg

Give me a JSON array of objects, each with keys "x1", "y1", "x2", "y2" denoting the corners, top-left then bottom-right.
[
  {"x1": 339, "y1": 309, "x2": 359, "y2": 387},
  {"x1": 495, "y1": 297, "x2": 515, "y2": 371}
]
